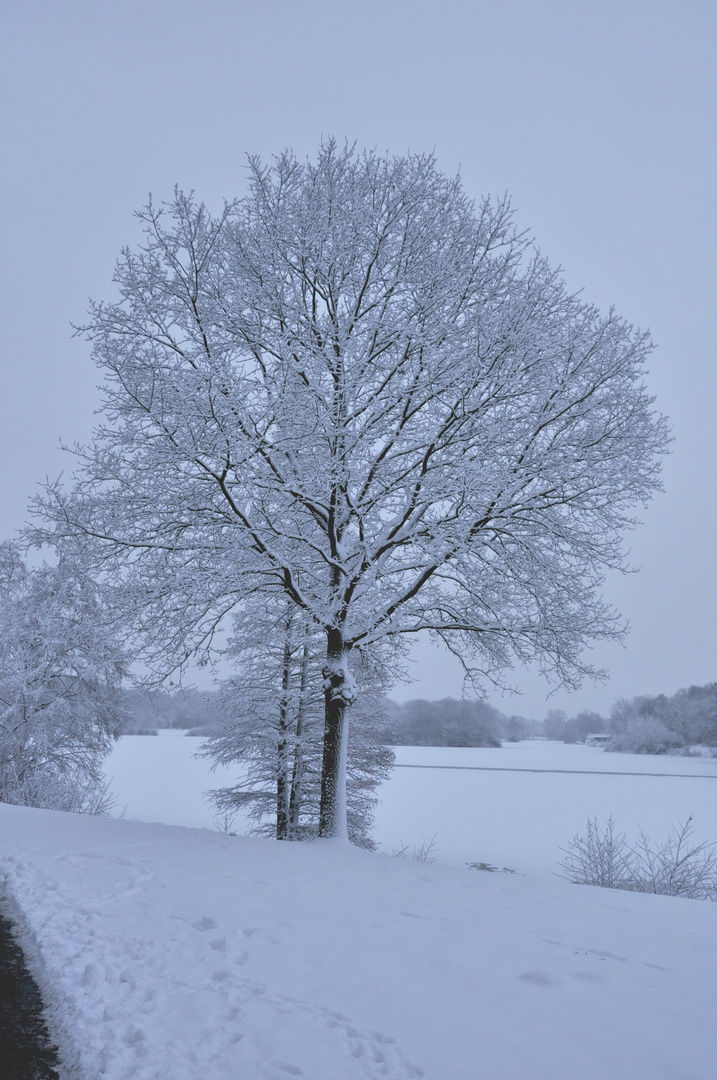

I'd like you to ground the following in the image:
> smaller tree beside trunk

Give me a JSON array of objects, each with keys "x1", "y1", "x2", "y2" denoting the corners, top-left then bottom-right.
[{"x1": 201, "y1": 600, "x2": 393, "y2": 847}]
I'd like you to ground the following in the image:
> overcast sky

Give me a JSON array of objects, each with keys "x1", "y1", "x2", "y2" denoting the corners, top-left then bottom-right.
[{"x1": 1, "y1": 0, "x2": 714, "y2": 719}]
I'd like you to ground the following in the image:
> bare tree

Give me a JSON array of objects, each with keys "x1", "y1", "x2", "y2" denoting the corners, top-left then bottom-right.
[
  {"x1": 0, "y1": 542, "x2": 126, "y2": 812},
  {"x1": 32, "y1": 142, "x2": 668, "y2": 838}
]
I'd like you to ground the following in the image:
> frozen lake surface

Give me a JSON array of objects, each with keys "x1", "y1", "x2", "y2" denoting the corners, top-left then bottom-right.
[
  {"x1": 105, "y1": 737, "x2": 717, "y2": 879},
  {"x1": 381, "y1": 741, "x2": 717, "y2": 876}
]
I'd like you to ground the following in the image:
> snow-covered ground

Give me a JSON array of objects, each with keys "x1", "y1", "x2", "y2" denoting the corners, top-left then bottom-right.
[{"x1": 1, "y1": 740, "x2": 716, "y2": 1079}]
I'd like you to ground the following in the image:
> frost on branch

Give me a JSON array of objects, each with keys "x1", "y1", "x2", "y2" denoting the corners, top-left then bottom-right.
[{"x1": 30, "y1": 141, "x2": 669, "y2": 839}]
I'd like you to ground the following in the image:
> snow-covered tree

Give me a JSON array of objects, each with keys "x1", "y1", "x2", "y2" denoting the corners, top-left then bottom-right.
[
  {"x1": 201, "y1": 600, "x2": 393, "y2": 847},
  {"x1": 382, "y1": 697, "x2": 502, "y2": 747},
  {"x1": 0, "y1": 542, "x2": 126, "y2": 812},
  {"x1": 32, "y1": 142, "x2": 669, "y2": 838},
  {"x1": 671, "y1": 684, "x2": 717, "y2": 746},
  {"x1": 608, "y1": 684, "x2": 717, "y2": 751},
  {"x1": 542, "y1": 707, "x2": 607, "y2": 744}
]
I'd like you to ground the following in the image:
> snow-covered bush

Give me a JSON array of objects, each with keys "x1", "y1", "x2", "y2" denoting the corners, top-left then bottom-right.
[
  {"x1": 0, "y1": 542, "x2": 126, "y2": 813},
  {"x1": 632, "y1": 817, "x2": 717, "y2": 900},
  {"x1": 681, "y1": 745, "x2": 717, "y2": 758},
  {"x1": 559, "y1": 815, "x2": 717, "y2": 900},
  {"x1": 608, "y1": 715, "x2": 681, "y2": 754}
]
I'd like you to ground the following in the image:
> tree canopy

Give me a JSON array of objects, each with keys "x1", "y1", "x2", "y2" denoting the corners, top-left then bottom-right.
[{"x1": 33, "y1": 142, "x2": 669, "y2": 837}]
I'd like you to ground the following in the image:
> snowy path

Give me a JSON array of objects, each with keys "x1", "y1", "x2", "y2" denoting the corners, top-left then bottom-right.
[
  {"x1": 2, "y1": 809, "x2": 426, "y2": 1080},
  {"x1": 0, "y1": 908, "x2": 60, "y2": 1078}
]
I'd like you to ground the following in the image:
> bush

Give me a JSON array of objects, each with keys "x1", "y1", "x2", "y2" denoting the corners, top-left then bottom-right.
[
  {"x1": 558, "y1": 815, "x2": 717, "y2": 901},
  {"x1": 558, "y1": 815, "x2": 637, "y2": 890},
  {"x1": 392, "y1": 834, "x2": 439, "y2": 863},
  {"x1": 607, "y1": 716, "x2": 681, "y2": 754}
]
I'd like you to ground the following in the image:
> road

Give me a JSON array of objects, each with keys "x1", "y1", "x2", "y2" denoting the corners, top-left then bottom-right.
[{"x1": 0, "y1": 908, "x2": 59, "y2": 1080}]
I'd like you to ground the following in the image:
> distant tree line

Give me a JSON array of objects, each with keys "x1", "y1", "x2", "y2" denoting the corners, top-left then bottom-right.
[
  {"x1": 121, "y1": 680, "x2": 717, "y2": 757},
  {"x1": 542, "y1": 709, "x2": 609, "y2": 745},
  {"x1": 122, "y1": 688, "x2": 222, "y2": 735},
  {"x1": 541, "y1": 684, "x2": 717, "y2": 753},
  {"x1": 379, "y1": 699, "x2": 543, "y2": 747},
  {"x1": 121, "y1": 690, "x2": 542, "y2": 748},
  {"x1": 382, "y1": 698, "x2": 502, "y2": 747},
  {"x1": 607, "y1": 684, "x2": 717, "y2": 753}
]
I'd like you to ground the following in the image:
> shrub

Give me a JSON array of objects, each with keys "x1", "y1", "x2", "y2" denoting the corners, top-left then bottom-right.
[
  {"x1": 632, "y1": 817, "x2": 717, "y2": 900},
  {"x1": 558, "y1": 815, "x2": 637, "y2": 890},
  {"x1": 393, "y1": 834, "x2": 439, "y2": 863},
  {"x1": 558, "y1": 815, "x2": 717, "y2": 901}
]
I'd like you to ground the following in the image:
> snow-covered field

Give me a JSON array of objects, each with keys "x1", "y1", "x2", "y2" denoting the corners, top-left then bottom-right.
[{"x1": 1, "y1": 740, "x2": 716, "y2": 1079}]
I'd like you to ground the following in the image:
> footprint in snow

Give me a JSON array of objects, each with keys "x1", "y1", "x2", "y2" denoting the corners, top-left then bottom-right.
[
  {"x1": 571, "y1": 969, "x2": 606, "y2": 983},
  {"x1": 192, "y1": 915, "x2": 217, "y2": 932},
  {"x1": 517, "y1": 970, "x2": 562, "y2": 987},
  {"x1": 253, "y1": 981, "x2": 424, "y2": 1077},
  {"x1": 241, "y1": 926, "x2": 280, "y2": 945}
]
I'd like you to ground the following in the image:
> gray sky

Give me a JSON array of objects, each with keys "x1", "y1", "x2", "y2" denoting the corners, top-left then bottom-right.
[{"x1": 1, "y1": 0, "x2": 714, "y2": 719}]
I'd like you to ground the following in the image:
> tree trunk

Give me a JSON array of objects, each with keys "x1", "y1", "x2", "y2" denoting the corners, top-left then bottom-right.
[
  {"x1": 275, "y1": 635, "x2": 293, "y2": 840},
  {"x1": 319, "y1": 628, "x2": 355, "y2": 839},
  {"x1": 288, "y1": 642, "x2": 310, "y2": 836}
]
